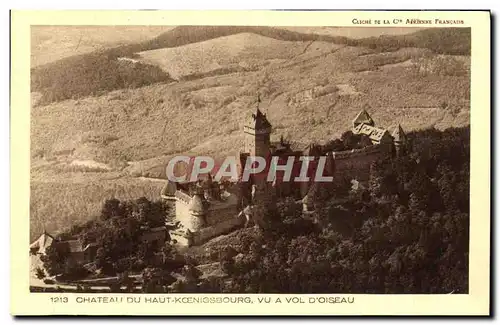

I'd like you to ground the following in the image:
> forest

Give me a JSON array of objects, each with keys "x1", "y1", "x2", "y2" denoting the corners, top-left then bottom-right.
[
  {"x1": 39, "y1": 126, "x2": 469, "y2": 294},
  {"x1": 198, "y1": 125, "x2": 470, "y2": 294}
]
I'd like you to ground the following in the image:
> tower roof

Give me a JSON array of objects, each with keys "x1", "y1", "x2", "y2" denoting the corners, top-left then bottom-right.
[
  {"x1": 161, "y1": 180, "x2": 177, "y2": 198},
  {"x1": 245, "y1": 107, "x2": 272, "y2": 130},
  {"x1": 352, "y1": 109, "x2": 375, "y2": 127},
  {"x1": 188, "y1": 194, "x2": 206, "y2": 214},
  {"x1": 392, "y1": 124, "x2": 407, "y2": 143},
  {"x1": 30, "y1": 232, "x2": 54, "y2": 254},
  {"x1": 302, "y1": 183, "x2": 319, "y2": 207}
]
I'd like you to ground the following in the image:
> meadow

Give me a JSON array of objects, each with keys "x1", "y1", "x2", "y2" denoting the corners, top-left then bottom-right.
[{"x1": 30, "y1": 172, "x2": 165, "y2": 242}]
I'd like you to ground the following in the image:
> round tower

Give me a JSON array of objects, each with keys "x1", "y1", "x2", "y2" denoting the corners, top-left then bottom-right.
[
  {"x1": 186, "y1": 183, "x2": 207, "y2": 231},
  {"x1": 187, "y1": 193, "x2": 206, "y2": 232}
]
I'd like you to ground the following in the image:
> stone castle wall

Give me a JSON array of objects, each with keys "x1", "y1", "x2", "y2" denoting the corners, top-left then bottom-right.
[
  {"x1": 330, "y1": 144, "x2": 389, "y2": 183},
  {"x1": 193, "y1": 214, "x2": 245, "y2": 246},
  {"x1": 206, "y1": 205, "x2": 240, "y2": 226},
  {"x1": 171, "y1": 190, "x2": 242, "y2": 246}
]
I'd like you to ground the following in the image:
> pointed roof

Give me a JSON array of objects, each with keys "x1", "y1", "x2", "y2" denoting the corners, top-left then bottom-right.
[
  {"x1": 392, "y1": 124, "x2": 407, "y2": 143},
  {"x1": 30, "y1": 232, "x2": 54, "y2": 254},
  {"x1": 302, "y1": 183, "x2": 319, "y2": 207},
  {"x1": 245, "y1": 107, "x2": 272, "y2": 130},
  {"x1": 188, "y1": 193, "x2": 206, "y2": 214},
  {"x1": 302, "y1": 143, "x2": 314, "y2": 156},
  {"x1": 160, "y1": 180, "x2": 177, "y2": 199},
  {"x1": 352, "y1": 109, "x2": 375, "y2": 127},
  {"x1": 352, "y1": 123, "x2": 364, "y2": 134}
]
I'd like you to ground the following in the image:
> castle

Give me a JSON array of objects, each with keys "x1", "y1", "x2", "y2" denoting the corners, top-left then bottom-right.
[{"x1": 162, "y1": 104, "x2": 407, "y2": 247}]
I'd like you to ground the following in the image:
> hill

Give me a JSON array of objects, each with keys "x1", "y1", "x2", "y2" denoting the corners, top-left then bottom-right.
[
  {"x1": 31, "y1": 52, "x2": 175, "y2": 106},
  {"x1": 135, "y1": 26, "x2": 470, "y2": 56},
  {"x1": 137, "y1": 33, "x2": 343, "y2": 79},
  {"x1": 31, "y1": 27, "x2": 470, "y2": 105},
  {"x1": 31, "y1": 44, "x2": 470, "y2": 175},
  {"x1": 31, "y1": 26, "x2": 174, "y2": 67},
  {"x1": 30, "y1": 27, "x2": 471, "y2": 239}
]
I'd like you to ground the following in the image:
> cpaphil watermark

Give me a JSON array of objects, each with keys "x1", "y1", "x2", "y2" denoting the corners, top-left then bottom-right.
[{"x1": 165, "y1": 155, "x2": 333, "y2": 183}]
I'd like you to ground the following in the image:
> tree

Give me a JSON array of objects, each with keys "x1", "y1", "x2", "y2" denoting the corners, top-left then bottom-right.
[
  {"x1": 35, "y1": 267, "x2": 46, "y2": 280},
  {"x1": 437, "y1": 168, "x2": 459, "y2": 212},
  {"x1": 58, "y1": 260, "x2": 90, "y2": 281},
  {"x1": 101, "y1": 198, "x2": 122, "y2": 220},
  {"x1": 142, "y1": 267, "x2": 176, "y2": 293},
  {"x1": 109, "y1": 281, "x2": 122, "y2": 293},
  {"x1": 41, "y1": 245, "x2": 68, "y2": 276},
  {"x1": 369, "y1": 161, "x2": 384, "y2": 199},
  {"x1": 341, "y1": 131, "x2": 361, "y2": 150},
  {"x1": 160, "y1": 244, "x2": 176, "y2": 268}
]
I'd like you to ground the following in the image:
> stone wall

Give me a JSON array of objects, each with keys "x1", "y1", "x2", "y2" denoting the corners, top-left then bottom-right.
[
  {"x1": 193, "y1": 214, "x2": 246, "y2": 245},
  {"x1": 206, "y1": 205, "x2": 240, "y2": 226},
  {"x1": 330, "y1": 144, "x2": 388, "y2": 183}
]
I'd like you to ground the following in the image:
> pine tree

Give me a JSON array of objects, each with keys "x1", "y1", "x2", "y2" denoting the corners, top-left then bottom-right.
[{"x1": 369, "y1": 161, "x2": 383, "y2": 199}]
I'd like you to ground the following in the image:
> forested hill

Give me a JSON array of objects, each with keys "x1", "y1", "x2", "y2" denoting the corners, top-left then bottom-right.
[
  {"x1": 31, "y1": 27, "x2": 470, "y2": 106},
  {"x1": 194, "y1": 126, "x2": 470, "y2": 294},
  {"x1": 116, "y1": 26, "x2": 471, "y2": 56},
  {"x1": 41, "y1": 126, "x2": 470, "y2": 294}
]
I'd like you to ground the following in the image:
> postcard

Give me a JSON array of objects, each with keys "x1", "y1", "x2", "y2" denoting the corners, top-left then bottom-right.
[{"x1": 11, "y1": 10, "x2": 490, "y2": 316}]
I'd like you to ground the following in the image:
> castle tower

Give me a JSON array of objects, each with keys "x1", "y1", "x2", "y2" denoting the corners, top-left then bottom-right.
[
  {"x1": 160, "y1": 179, "x2": 177, "y2": 201},
  {"x1": 392, "y1": 124, "x2": 408, "y2": 155},
  {"x1": 352, "y1": 109, "x2": 375, "y2": 129},
  {"x1": 187, "y1": 183, "x2": 207, "y2": 232},
  {"x1": 249, "y1": 181, "x2": 277, "y2": 229},
  {"x1": 244, "y1": 96, "x2": 272, "y2": 158}
]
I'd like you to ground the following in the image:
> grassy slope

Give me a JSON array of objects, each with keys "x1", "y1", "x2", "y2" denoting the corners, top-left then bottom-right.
[
  {"x1": 30, "y1": 171, "x2": 165, "y2": 242},
  {"x1": 31, "y1": 27, "x2": 470, "y2": 105},
  {"x1": 31, "y1": 26, "x2": 337, "y2": 105},
  {"x1": 30, "y1": 27, "x2": 471, "y2": 239},
  {"x1": 137, "y1": 33, "x2": 343, "y2": 79},
  {"x1": 32, "y1": 44, "x2": 470, "y2": 173},
  {"x1": 31, "y1": 26, "x2": 174, "y2": 67}
]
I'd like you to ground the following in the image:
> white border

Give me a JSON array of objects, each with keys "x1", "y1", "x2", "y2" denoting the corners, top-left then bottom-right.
[{"x1": 4, "y1": 2, "x2": 498, "y2": 324}]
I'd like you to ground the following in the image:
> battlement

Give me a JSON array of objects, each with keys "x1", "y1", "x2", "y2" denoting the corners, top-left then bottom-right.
[
  {"x1": 174, "y1": 190, "x2": 192, "y2": 204},
  {"x1": 174, "y1": 189, "x2": 238, "y2": 211}
]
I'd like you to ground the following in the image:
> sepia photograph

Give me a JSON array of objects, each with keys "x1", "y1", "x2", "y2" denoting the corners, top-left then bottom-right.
[{"x1": 27, "y1": 23, "x2": 473, "y2": 295}]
